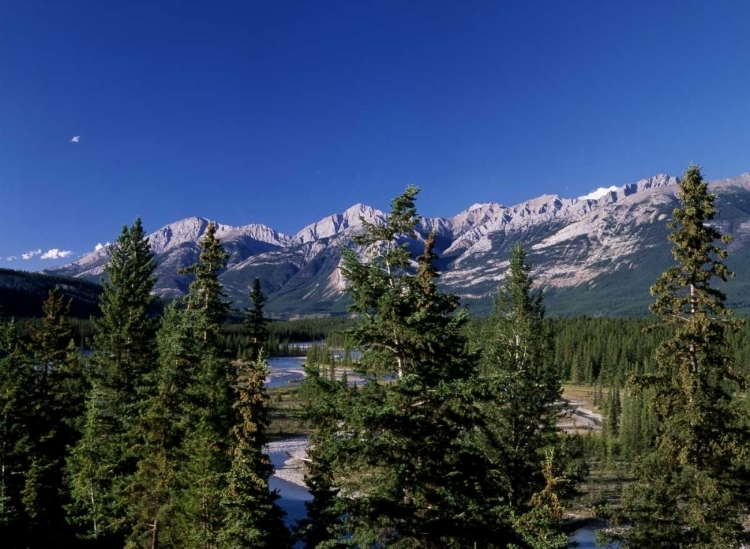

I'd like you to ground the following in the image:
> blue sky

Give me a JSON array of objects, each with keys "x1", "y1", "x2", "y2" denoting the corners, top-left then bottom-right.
[{"x1": 2, "y1": 1, "x2": 749, "y2": 270}]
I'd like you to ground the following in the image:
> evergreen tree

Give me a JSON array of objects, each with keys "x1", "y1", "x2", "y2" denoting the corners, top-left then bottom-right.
[
  {"x1": 244, "y1": 278, "x2": 268, "y2": 361},
  {"x1": 512, "y1": 451, "x2": 571, "y2": 549},
  {"x1": 65, "y1": 384, "x2": 120, "y2": 544},
  {"x1": 297, "y1": 365, "x2": 348, "y2": 549},
  {"x1": 179, "y1": 221, "x2": 231, "y2": 343},
  {"x1": 603, "y1": 382, "x2": 621, "y2": 441},
  {"x1": 478, "y1": 243, "x2": 562, "y2": 512},
  {"x1": 177, "y1": 220, "x2": 234, "y2": 546},
  {"x1": 67, "y1": 217, "x2": 158, "y2": 540},
  {"x1": 333, "y1": 188, "x2": 509, "y2": 547},
  {"x1": 218, "y1": 352, "x2": 290, "y2": 548},
  {"x1": 123, "y1": 304, "x2": 202, "y2": 548},
  {"x1": 0, "y1": 320, "x2": 33, "y2": 539},
  {"x1": 620, "y1": 164, "x2": 750, "y2": 547},
  {"x1": 22, "y1": 288, "x2": 85, "y2": 545}
]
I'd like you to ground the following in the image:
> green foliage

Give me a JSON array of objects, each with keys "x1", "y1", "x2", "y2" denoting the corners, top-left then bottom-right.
[
  {"x1": 323, "y1": 188, "x2": 514, "y2": 547},
  {"x1": 21, "y1": 289, "x2": 85, "y2": 545},
  {"x1": 0, "y1": 320, "x2": 33, "y2": 537},
  {"x1": 123, "y1": 304, "x2": 202, "y2": 548},
  {"x1": 179, "y1": 221, "x2": 232, "y2": 342},
  {"x1": 0, "y1": 268, "x2": 102, "y2": 319},
  {"x1": 297, "y1": 365, "x2": 349, "y2": 548},
  {"x1": 512, "y1": 451, "x2": 571, "y2": 549},
  {"x1": 218, "y1": 353, "x2": 290, "y2": 548},
  {"x1": 620, "y1": 165, "x2": 750, "y2": 547},
  {"x1": 243, "y1": 278, "x2": 269, "y2": 361},
  {"x1": 477, "y1": 243, "x2": 564, "y2": 514},
  {"x1": 176, "y1": 221, "x2": 236, "y2": 546},
  {"x1": 65, "y1": 384, "x2": 120, "y2": 543},
  {"x1": 67, "y1": 217, "x2": 158, "y2": 541},
  {"x1": 602, "y1": 382, "x2": 621, "y2": 441}
]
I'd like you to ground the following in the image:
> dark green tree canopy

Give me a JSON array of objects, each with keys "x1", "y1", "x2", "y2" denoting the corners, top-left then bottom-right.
[
  {"x1": 179, "y1": 221, "x2": 232, "y2": 346},
  {"x1": 621, "y1": 164, "x2": 750, "y2": 548},
  {"x1": 244, "y1": 277, "x2": 268, "y2": 361}
]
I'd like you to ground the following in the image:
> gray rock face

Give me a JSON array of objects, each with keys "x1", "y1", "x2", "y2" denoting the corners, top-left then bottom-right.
[{"x1": 43, "y1": 172, "x2": 750, "y2": 316}]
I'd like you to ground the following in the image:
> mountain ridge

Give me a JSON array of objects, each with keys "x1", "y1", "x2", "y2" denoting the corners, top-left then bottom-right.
[{"x1": 43, "y1": 172, "x2": 750, "y2": 317}]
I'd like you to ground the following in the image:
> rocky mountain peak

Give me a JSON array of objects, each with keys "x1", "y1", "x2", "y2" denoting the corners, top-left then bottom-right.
[
  {"x1": 147, "y1": 217, "x2": 290, "y2": 254},
  {"x1": 293, "y1": 203, "x2": 386, "y2": 244},
  {"x1": 41, "y1": 171, "x2": 750, "y2": 317},
  {"x1": 148, "y1": 217, "x2": 212, "y2": 254}
]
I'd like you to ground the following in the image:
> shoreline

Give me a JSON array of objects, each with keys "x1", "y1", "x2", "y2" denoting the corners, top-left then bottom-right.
[{"x1": 266, "y1": 436, "x2": 309, "y2": 488}]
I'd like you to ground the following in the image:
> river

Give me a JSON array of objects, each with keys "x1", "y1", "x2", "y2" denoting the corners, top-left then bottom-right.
[{"x1": 266, "y1": 356, "x2": 307, "y2": 388}]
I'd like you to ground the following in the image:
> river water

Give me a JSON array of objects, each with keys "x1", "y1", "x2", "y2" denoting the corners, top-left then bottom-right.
[
  {"x1": 266, "y1": 356, "x2": 307, "y2": 388},
  {"x1": 268, "y1": 448, "x2": 312, "y2": 528}
]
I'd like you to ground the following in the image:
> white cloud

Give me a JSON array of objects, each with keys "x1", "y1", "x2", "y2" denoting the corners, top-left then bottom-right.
[
  {"x1": 40, "y1": 248, "x2": 73, "y2": 260},
  {"x1": 578, "y1": 186, "x2": 619, "y2": 201},
  {"x1": 22, "y1": 249, "x2": 42, "y2": 260},
  {"x1": 70, "y1": 136, "x2": 80, "y2": 143},
  {"x1": 94, "y1": 242, "x2": 110, "y2": 251},
  {"x1": 5, "y1": 255, "x2": 18, "y2": 261}
]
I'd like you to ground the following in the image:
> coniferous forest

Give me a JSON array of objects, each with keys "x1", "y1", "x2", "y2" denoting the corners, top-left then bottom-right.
[{"x1": 2, "y1": 165, "x2": 750, "y2": 547}]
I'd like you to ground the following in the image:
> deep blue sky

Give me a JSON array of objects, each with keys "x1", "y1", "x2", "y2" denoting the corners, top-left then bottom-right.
[{"x1": 2, "y1": 1, "x2": 749, "y2": 269}]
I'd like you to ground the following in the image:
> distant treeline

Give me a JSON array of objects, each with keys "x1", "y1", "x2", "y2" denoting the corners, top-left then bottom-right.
[
  {"x1": 8, "y1": 307, "x2": 750, "y2": 383},
  {"x1": 0, "y1": 268, "x2": 102, "y2": 318}
]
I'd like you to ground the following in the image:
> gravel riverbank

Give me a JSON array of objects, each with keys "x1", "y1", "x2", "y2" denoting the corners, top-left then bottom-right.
[{"x1": 266, "y1": 437, "x2": 309, "y2": 488}]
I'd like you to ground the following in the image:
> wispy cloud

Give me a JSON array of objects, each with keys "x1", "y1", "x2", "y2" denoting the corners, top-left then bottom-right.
[
  {"x1": 41, "y1": 248, "x2": 73, "y2": 260},
  {"x1": 94, "y1": 242, "x2": 110, "y2": 251},
  {"x1": 70, "y1": 135, "x2": 80, "y2": 143},
  {"x1": 22, "y1": 249, "x2": 42, "y2": 260},
  {"x1": 5, "y1": 256, "x2": 18, "y2": 261}
]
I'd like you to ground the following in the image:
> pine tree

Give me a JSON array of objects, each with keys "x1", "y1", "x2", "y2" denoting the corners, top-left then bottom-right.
[
  {"x1": 297, "y1": 365, "x2": 348, "y2": 549},
  {"x1": 603, "y1": 382, "x2": 621, "y2": 441},
  {"x1": 512, "y1": 451, "x2": 571, "y2": 549},
  {"x1": 67, "y1": 217, "x2": 158, "y2": 540},
  {"x1": 65, "y1": 384, "x2": 119, "y2": 543},
  {"x1": 217, "y1": 352, "x2": 290, "y2": 548},
  {"x1": 123, "y1": 304, "x2": 202, "y2": 548},
  {"x1": 0, "y1": 320, "x2": 33, "y2": 539},
  {"x1": 244, "y1": 278, "x2": 268, "y2": 361},
  {"x1": 177, "y1": 220, "x2": 234, "y2": 546},
  {"x1": 179, "y1": 221, "x2": 231, "y2": 343},
  {"x1": 620, "y1": 164, "x2": 750, "y2": 547},
  {"x1": 478, "y1": 243, "x2": 563, "y2": 513},
  {"x1": 21, "y1": 288, "x2": 85, "y2": 545},
  {"x1": 333, "y1": 188, "x2": 508, "y2": 547}
]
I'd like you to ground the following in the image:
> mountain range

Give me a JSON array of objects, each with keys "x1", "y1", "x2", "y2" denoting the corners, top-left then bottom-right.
[{"x1": 42, "y1": 172, "x2": 750, "y2": 317}]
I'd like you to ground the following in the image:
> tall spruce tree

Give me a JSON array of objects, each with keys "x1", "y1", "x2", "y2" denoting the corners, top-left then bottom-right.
[
  {"x1": 0, "y1": 320, "x2": 33, "y2": 539},
  {"x1": 67, "y1": 217, "x2": 157, "y2": 540},
  {"x1": 244, "y1": 278, "x2": 268, "y2": 361},
  {"x1": 179, "y1": 221, "x2": 231, "y2": 343},
  {"x1": 333, "y1": 187, "x2": 510, "y2": 547},
  {"x1": 620, "y1": 164, "x2": 750, "y2": 547},
  {"x1": 22, "y1": 289, "x2": 85, "y2": 546},
  {"x1": 177, "y1": 220, "x2": 234, "y2": 546},
  {"x1": 66, "y1": 384, "x2": 117, "y2": 543},
  {"x1": 218, "y1": 352, "x2": 290, "y2": 548},
  {"x1": 297, "y1": 364, "x2": 349, "y2": 549},
  {"x1": 123, "y1": 304, "x2": 202, "y2": 549},
  {"x1": 478, "y1": 243, "x2": 562, "y2": 513}
]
